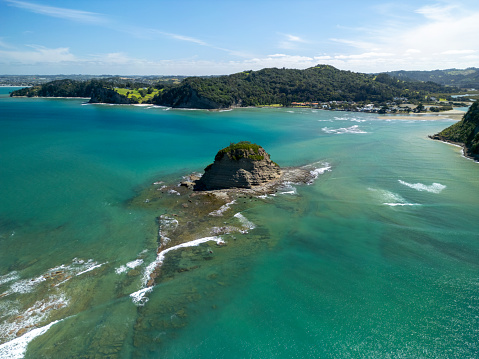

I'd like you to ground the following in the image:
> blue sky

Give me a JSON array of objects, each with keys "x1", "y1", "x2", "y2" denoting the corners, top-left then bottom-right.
[{"x1": 0, "y1": 0, "x2": 478, "y2": 75}]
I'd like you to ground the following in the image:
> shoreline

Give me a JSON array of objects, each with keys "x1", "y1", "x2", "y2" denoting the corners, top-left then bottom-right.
[
  {"x1": 377, "y1": 110, "x2": 465, "y2": 121},
  {"x1": 6, "y1": 94, "x2": 471, "y2": 118}
]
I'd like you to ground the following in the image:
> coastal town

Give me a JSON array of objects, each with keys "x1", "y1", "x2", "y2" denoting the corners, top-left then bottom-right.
[{"x1": 290, "y1": 97, "x2": 474, "y2": 114}]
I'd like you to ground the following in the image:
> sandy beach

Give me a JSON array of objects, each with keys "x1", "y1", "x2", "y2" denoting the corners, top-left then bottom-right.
[{"x1": 377, "y1": 109, "x2": 465, "y2": 121}]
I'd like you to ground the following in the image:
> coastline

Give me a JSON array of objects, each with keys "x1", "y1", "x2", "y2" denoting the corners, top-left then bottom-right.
[{"x1": 377, "y1": 109, "x2": 465, "y2": 121}]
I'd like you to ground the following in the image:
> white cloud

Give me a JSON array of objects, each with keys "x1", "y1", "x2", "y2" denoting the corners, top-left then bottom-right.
[
  {"x1": 285, "y1": 34, "x2": 306, "y2": 43},
  {"x1": 405, "y1": 49, "x2": 421, "y2": 54},
  {"x1": 0, "y1": 45, "x2": 77, "y2": 64},
  {"x1": 278, "y1": 33, "x2": 308, "y2": 50},
  {"x1": 441, "y1": 49, "x2": 476, "y2": 55},
  {"x1": 323, "y1": 2, "x2": 479, "y2": 71},
  {"x1": 329, "y1": 38, "x2": 378, "y2": 51},
  {"x1": 5, "y1": 0, "x2": 108, "y2": 24}
]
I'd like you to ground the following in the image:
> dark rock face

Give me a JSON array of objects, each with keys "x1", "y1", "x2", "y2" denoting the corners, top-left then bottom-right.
[
  {"x1": 195, "y1": 142, "x2": 281, "y2": 190},
  {"x1": 430, "y1": 100, "x2": 479, "y2": 161},
  {"x1": 89, "y1": 87, "x2": 132, "y2": 104},
  {"x1": 155, "y1": 83, "x2": 237, "y2": 109}
]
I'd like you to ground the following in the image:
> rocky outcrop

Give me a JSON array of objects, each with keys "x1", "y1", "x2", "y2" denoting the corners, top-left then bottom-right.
[
  {"x1": 89, "y1": 87, "x2": 133, "y2": 104},
  {"x1": 154, "y1": 82, "x2": 236, "y2": 109},
  {"x1": 195, "y1": 142, "x2": 281, "y2": 190},
  {"x1": 430, "y1": 100, "x2": 479, "y2": 161}
]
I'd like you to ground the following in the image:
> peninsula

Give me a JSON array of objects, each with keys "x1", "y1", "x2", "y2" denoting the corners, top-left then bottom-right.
[{"x1": 430, "y1": 100, "x2": 479, "y2": 161}]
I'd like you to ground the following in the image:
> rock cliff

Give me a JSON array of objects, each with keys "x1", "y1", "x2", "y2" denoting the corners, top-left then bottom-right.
[
  {"x1": 195, "y1": 142, "x2": 281, "y2": 190},
  {"x1": 430, "y1": 100, "x2": 479, "y2": 161},
  {"x1": 89, "y1": 87, "x2": 133, "y2": 104}
]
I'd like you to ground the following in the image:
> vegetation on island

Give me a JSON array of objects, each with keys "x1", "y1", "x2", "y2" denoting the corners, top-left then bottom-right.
[
  {"x1": 215, "y1": 141, "x2": 263, "y2": 161},
  {"x1": 431, "y1": 100, "x2": 479, "y2": 161}
]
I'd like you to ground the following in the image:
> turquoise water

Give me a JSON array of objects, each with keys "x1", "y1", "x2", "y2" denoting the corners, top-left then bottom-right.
[{"x1": 1, "y1": 87, "x2": 478, "y2": 358}]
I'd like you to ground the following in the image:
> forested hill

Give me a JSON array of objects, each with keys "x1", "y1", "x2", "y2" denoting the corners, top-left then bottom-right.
[
  {"x1": 383, "y1": 68, "x2": 479, "y2": 89},
  {"x1": 152, "y1": 65, "x2": 456, "y2": 109},
  {"x1": 430, "y1": 100, "x2": 479, "y2": 161},
  {"x1": 10, "y1": 65, "x2": 457, "y2": 109}
]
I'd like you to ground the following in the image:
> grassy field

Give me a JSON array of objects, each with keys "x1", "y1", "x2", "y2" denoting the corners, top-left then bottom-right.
[{"x1": 114, "y1": 87, "x2": 160, "y2": 103}]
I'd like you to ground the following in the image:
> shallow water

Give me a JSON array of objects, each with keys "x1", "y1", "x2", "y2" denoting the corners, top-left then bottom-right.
[{"x1": 1, "y1": 88, "x2": 478, "y2": 358}]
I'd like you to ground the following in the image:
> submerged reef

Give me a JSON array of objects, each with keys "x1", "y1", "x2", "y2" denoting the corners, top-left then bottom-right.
[{"x1": 126, "y1": 143, "x2": 331, "y2": 305}]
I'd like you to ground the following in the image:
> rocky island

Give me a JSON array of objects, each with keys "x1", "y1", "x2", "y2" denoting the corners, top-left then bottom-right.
[
  {"x1": 194, "y1": 142, "x2": 281, "y2": 190},
  {"x1": 128, "y1": 142, "x2": 331, "y2": 304},
  {"x1": 430, "y1": 100, "x2": 479, "y2": 161}
]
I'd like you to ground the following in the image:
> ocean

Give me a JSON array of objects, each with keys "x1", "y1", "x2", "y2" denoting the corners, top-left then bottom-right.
[{"x1": 0, "y1": 87, "x2": 478, "y2": 358}]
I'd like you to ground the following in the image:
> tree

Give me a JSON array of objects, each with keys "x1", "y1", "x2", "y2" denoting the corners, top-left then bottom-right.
[{"x1": 414, "y1": 102, "x2": 425, "y2": 113}]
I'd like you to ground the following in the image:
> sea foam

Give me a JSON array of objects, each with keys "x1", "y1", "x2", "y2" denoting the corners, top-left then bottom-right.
[
  {"x1": 234, "y1": 213, "x2": 256, "y2": 233},
  {"x1": 0, "y1": 320, "x2": 62, "y2": 359},
  {"x1": 398, "y1": 180, "x2": 446, "y2": 194},
  {"x1": 0, "y1": 272, "x2": 19, "y2": 286},
  {"x1": 368, "y1": 188, "x2": 420, "y2": 207},
  {"x1": 209, "y1": 200, "x2": 236, "y2": 216},
  {"x1": 115, "y1": 259, "x2": 144, "y2": 275},
  {"x1": 0, "y1": 295, "x2": 68, "y2": 348},
  {"x1": 135, "y1": 236, "x2": 225, "y2": 306},
  {"x1": 322, "y1": 125, "x2": 367, "y2": 134}
]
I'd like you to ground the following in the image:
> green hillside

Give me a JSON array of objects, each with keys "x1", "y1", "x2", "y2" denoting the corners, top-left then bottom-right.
[
  {"x1": 153, "y1": 65, "x2": 456, "y2": 109},
  {"x1": 384, "y1": 68, "x2": 479, "y2": 88},
  {"x1": 430, "y1": 100, "x2": 479, "y2": 161}
]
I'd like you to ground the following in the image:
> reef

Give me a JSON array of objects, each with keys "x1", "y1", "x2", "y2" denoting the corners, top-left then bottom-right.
[{"x1": 128, "y1": 143, "x2": 330, "y2": 292}]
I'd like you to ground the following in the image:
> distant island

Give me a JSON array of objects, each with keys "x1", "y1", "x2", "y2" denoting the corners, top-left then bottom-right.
[
  {"x1": 430, "y1": 100, "x2": 479, "y2": 161},
  {"x1": 10, "y1": 65, "x2": 466, "y2": 110}
]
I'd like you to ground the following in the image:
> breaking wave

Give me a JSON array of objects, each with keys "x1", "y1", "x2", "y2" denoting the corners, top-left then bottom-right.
[
  {"x1": 368, "y1": 188, "x2": 420, "y2": 207},
  {"x1": 234, "y1": 213, "x2": 256, "y2": 233},
  {"x1": 398, "y1": 180, "x2": 446, "y2": 194},
  {"x1": 322, "y1": 125, "x2": 367, "y2": 134},
  {"x1": 135, "y1": 236, "x2": 226, "y2": 306},
  {"x1": 0, "y1": 319, "x2": 62, "y2": 359}
]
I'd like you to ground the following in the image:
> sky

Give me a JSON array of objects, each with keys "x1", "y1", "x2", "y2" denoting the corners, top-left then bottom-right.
[{"x1": 0, "y1": 0, "x2": 478, "y2": 75}]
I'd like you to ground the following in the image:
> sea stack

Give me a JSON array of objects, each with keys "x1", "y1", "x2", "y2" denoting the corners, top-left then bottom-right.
[{"x1": 195, "y1": 141, "x2": 281, "y2": 190}]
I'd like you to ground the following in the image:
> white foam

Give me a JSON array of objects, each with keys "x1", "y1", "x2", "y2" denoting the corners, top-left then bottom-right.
[
  {"x1": 398, "y1": 180, "x2": 446, "y2": 194},
  {"x1": 0, "y1": 320, "x2": 61, "y2": 359},
  {"x1": 168, "y1": 189, "x2": 180, "y2": 196},
  {"x1": 156, "y1": 236, "x2": 223, "y2": 264},
  {"x1": 75, "y1": 262, "x2": 106, "y2": 276},
  {"x1": 209, "y1": 200, "x2": 236, "y2": 216},
  {"x1": 277, "y1": 182, "x2": 297, "y2": 195},
  {"x1": 0, "y1": 295, "x2": 68, "y2": 345},
  {"x1": 368, "y1": 188, "x2": 420, "y2": 207},
  {"x1": 130, "y1": 287, "x2": 153, "y2": 306},
  {"x1": 137, "y1": 236, "x2": 224, "y2": 305},
  {"x1": 322, "y1": 125, "x2": 367, "y2": 134},
  {"x1": 0, "y1": 272, "x2": 19, "y2": 286},
  {"x1": 3, "y1": 276, "x2": 46, "y2": 296},
  {"x1": 234, "y1": 213, "x2": 256, "y2": 233},
  {"x1": 350, "y1": 118, "x2": 366, "y2": 123},
  {"x1": 308, "y1": 163, "x2": 332, "y2": 184},
  {"x1": 115, "y1": 259, "x2": 144, "y2": 274}
]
